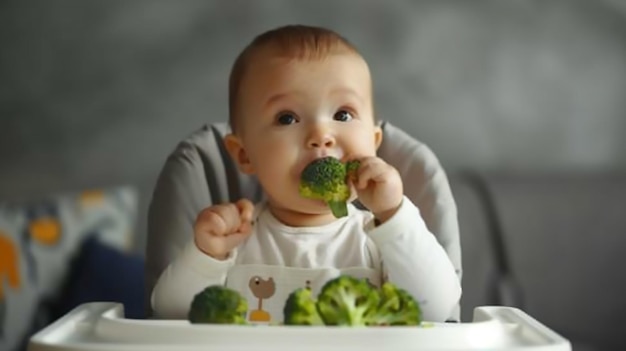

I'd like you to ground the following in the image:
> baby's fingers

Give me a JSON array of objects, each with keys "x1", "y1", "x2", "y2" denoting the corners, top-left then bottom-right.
[
  {"x1": 195, "y1": 204, "x2": 242, "y2": 236},
  {"x1": 355, "y1": 158, "x2": 386, "y2": 189},
  {"x1": 236, "y1": 198, "x2": 255, "y2": 224}
]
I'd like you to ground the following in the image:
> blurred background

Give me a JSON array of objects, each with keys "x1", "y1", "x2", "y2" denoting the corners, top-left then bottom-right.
[{"x1": 1, "y1": 1, "x2": 625, "y2": 351}]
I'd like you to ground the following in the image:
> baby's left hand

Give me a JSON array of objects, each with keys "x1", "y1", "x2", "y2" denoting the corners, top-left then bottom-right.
[{"x1": 351, "y1": 156, "x2": 403, "y2": 224}]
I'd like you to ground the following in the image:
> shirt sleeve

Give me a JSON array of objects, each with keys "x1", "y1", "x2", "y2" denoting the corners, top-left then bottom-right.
[
  {"x1": 366, "y1": 196, "x2": 462, "y2": 322},
  {"x1": 150, "y1": 239, "x2": 236, "y2": 319}
]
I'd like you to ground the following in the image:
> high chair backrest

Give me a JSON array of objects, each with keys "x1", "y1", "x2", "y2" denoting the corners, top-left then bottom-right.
[{"x1": 145, "y1": 121, "x2": 462, "y2": 320}]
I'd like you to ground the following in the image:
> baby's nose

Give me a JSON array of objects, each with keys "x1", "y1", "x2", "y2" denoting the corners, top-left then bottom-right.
[{"x1": 307, "y1": 131, "x2": 336, "y2": 148}]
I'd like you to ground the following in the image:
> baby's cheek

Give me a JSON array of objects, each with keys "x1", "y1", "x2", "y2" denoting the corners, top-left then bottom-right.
[{"x1": 257, "y1": 164, "x2": 298, "y2": 196}]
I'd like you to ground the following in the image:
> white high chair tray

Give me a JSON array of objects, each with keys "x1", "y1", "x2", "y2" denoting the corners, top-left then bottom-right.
[{"x1": 28, "y1": 302, "x2": 571, "y2": 351}]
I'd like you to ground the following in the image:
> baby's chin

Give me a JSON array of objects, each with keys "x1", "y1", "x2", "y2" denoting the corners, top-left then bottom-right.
[
  {"x1": 295, "y1": 198, "x2": 333, "y2": 214},
  {"x1": 268, "y1": 196, "x2": 328, "y2": 214},
  {"x1": 267, "y1": 198, "x2": 338, "y2": 227}
]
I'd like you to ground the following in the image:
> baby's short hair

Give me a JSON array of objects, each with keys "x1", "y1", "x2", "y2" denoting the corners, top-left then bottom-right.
[{"x1": 228, "y1": 25, "x2": 361, "y2": 133}]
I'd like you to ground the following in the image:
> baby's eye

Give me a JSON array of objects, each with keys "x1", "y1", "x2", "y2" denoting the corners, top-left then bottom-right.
[
  {"x1": 277, "y1": 113, "x2": 298, "y2": 125},
  {"x1": 333, "y1": 110, "x2": 353, "y2": 122}
]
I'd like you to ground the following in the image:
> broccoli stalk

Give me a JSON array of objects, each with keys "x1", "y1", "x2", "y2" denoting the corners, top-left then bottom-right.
[
  {"x1": 327, "y1": 200, "x2": 349, "y2": 218},
  {"x1": 299, "y1": 157, "x2": 361, "y2": 218},
  {"x1": 188, "y1": 285, "x2": 248, "y2": 324},
  {"x1": 283, "y1": 288, "x2": 325, "y2": 326}
]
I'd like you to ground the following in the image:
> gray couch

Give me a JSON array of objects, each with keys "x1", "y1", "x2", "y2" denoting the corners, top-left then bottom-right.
[{"x1": 452, "y1": 173, "x2": 626, "y2": 351}]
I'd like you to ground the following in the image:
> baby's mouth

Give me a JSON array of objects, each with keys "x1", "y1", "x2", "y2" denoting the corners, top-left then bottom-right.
[{"x1": 303, "y1": 152, "x2": 344, "y2": 166}]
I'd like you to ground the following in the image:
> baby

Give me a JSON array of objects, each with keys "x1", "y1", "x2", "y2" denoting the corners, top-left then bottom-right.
[{"x1": 151, "y1": 25, "x2": 461, "y2": 323}]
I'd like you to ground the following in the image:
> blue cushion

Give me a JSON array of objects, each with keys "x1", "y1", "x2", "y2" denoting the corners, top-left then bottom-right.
[{"x1": 52, "y1": 236, "x2": 145, "y2": 319}]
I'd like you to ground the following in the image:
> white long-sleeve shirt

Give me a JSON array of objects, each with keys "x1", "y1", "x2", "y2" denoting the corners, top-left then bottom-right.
[{"x1": 151, "y1": 196, "x2": 461, "y2": 323}]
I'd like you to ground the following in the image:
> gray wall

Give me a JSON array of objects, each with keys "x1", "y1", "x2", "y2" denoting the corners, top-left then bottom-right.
[{"x1": 1, "y1": 0, "x2": 625, "y2": 253}]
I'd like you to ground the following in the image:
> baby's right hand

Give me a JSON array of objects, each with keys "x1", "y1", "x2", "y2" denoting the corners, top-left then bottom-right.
[{"x1": 193, "y1": 199, "x2": 254, "y2": 260}]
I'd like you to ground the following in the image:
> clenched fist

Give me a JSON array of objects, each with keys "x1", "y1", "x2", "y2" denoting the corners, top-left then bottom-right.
[{"x1": 194, "y1": 198, "x2": 255, "y2": 260}]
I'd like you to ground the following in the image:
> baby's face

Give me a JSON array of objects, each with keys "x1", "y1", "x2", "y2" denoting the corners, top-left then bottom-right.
[{"x1": 230, "y1": 49, "x2": 381, "y2": 225}]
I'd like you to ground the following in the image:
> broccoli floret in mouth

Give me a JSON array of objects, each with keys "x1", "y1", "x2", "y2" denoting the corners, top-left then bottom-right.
[{"x1": 299, "y1": 156, "x2": 360, "y2": 218}]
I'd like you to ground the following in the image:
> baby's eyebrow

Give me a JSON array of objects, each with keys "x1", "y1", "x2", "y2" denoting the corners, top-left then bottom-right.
[
  {"x1": 264, "y1": 91, "x2": 304, "y2": 108},
  {"x1": 329, "y1": 87, "x2": 365, "y2": 104},
  {"x1": 265, "y1": 93, "x2": 288, "y2": 107}
]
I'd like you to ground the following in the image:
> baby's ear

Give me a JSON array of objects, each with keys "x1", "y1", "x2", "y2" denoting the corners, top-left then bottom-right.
[
  {"x1": 224, "y1": 134, "x2": 255, "y2": 174},
  {"x1": 373, "y1": 125, "x2": 383, "y2": 150}
]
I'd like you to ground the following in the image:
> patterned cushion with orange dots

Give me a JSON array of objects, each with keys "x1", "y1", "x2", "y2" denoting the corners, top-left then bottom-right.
[{"x1": 0, "y1": 186, "x2": 137, "y2": 351}]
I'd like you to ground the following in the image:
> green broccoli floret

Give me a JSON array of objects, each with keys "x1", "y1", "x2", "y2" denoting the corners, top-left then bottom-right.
[
  {"x1": 188, "y1": 285, "x2": 248, "y2": 324},
  {"x1": 299, "y1": 157, "x2": 360, "y2": 218},
  {"x1": 281, "y1": 275, "x2": 423, "y2": 327},
  {"x1": 283, "y1": 288, "x2": 325, "y2": 326},
  {"x1": 365, "y1": 282, "x2": 422, "y2": 326},
  {"x1": 316, "y1": 276, "x2": 380, "y2": 326},
  {"x1": 345, "y1": 159, "x2": 360, "y2": 177}
]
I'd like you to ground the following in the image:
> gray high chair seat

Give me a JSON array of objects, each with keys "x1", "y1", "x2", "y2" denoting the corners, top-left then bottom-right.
[{"x1": 145, "y1": 121, "x2": 462, "y2": 320}]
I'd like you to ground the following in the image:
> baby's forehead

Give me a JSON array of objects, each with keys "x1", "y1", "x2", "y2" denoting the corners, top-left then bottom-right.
[
  {"x1": 243, "y1": 54, "x2": 371, "y2": 96},
  {"x1": 246, "y1": 48, "x2": 369, "y2": 81}
]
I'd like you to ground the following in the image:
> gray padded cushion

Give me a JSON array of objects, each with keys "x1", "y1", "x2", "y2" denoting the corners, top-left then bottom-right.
[
  {"x1": 145, "y1": 121, "x2": 462, "y2": 320},
  {"x1": 484, "y1": 174, "x2": 626, "y2": 350},
  {"x1": 377, "y1": 123, "x2": 462, "y2": 284},
  {"x1": 449, "y1": 175, "x2": 499, "y2": 322}
]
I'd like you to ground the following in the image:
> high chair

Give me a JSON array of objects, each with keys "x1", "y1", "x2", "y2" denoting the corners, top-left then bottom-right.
[{"x1": 145, "y1": 121, "x2": 462, "y2": 321}]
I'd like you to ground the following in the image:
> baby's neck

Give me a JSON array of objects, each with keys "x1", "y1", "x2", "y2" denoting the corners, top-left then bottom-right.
[{"x1": 267, "y1": 204, "x2": 338, "y2": 227}]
